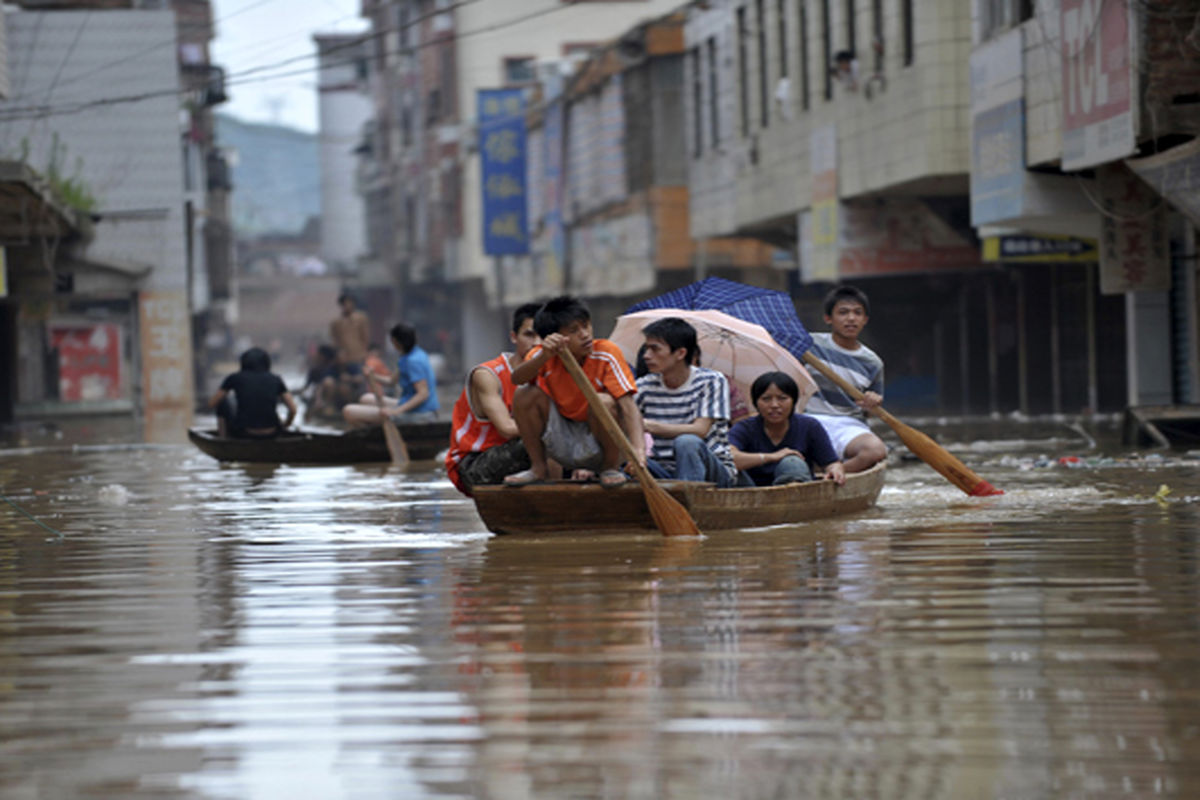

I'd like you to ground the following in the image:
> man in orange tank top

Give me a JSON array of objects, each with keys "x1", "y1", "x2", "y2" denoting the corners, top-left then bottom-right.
[
  {"x1": 446, "y1": 304, "x2": 541, "y2": 495},
  {"x1": 503, "y1": 295, "x2": 645, "y2": 488}
]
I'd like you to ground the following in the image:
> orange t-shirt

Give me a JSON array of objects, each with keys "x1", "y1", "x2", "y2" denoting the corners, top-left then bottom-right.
[
  {"x1": 531, "y1": 339, "x2": 636, "y2": 422},
  {"x1": 445, "y1": 353, "x2": 518, "y2": 495}
]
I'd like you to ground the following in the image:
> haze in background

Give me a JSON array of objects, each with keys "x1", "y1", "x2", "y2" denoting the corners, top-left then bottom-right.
[{"x1": 210, "y1": 0, "x2": 367, "y2": 133}]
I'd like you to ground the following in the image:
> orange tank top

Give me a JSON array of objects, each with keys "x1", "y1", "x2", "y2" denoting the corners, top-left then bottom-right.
[{"x1": 446, "y1": 354, "x2": 517, "y2": 495}]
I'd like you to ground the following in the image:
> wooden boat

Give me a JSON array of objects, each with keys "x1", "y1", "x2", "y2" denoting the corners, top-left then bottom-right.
[
  {"x1": 188, "y1": 420, "x2": 450, "y2": 464},
  {"x1": 472, "y1": 462, "x2": 886, "y2": 535}
]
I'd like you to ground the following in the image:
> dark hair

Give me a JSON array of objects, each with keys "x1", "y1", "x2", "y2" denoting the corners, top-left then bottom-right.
[
  {"x1": 317, "y1": 344, "x2": 337, "y2": 360},
  {"x1": 240, "y1": 346, "x2": 272, "y2": 373},
  {"x1": 337, "y1": 290, "x2": 356, "y2": 305},
  {"x1": 822, "y1": 285, "x2": 870, "y2": 317},
  {"x1": 512, "y1": 302, "x2": 542, "y2": 334},
  {"x1": 533, "y1": 295, "x2": 590, "y2": 339},
  {"x1": 641, "y1": 317, "x2": 700, "y2": 365},
  {"x1": 750, "y1": 371, "x2": 799, "y2": 407},
  {"x1": 390, "y1": 323, "x2": 417, "y2": 353},
  {"x1": 634, "y1": 343, "x2": 650, "y2": 379}
]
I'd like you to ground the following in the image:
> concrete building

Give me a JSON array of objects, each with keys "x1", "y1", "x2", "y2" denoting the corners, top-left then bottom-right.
[
  {"x1": 315, "y1": 33, "x2": 372, "y2": 277},
  {"x1": 361, "y1": 0, "x2": 687, "y2": 376},
  {"x1": 967, "y1": 0, "x2": 1200, "y2": 417},
  {"x1": 0, "y1": 6, "x2": 211, "y2": 437}
]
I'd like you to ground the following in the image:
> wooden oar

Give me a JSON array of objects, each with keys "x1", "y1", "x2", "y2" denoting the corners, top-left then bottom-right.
[
  {"x1": 801, "y1": 352, "x2": 1003, "y2": 497},
  {"x1": 557, "y1": 351, "x2": 701, "y2": 537},
  {"x1": 366, "y1": 371, "x2": 409, "y2": 466}
]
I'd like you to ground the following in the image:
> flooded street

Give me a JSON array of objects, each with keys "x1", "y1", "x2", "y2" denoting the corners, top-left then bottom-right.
[{"x1": 3, "y1": 418, "x2": 1200, "y2": 798}]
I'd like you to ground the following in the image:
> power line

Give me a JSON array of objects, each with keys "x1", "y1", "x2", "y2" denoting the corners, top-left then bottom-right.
[{"x1": 0, "y1": 0, "x2": 604, "y2": 125}]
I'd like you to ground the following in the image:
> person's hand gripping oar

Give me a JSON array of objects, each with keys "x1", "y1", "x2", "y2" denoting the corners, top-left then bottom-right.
[
  {"x1": 800, "y1": 353, "x2": 1002, "y2": 496},
  {"x1": 556, "y1": 350, "x2": 701, "y2": 537},
  {"x1": 365, "y1": 368, "x2": 409, "y2": 466}
]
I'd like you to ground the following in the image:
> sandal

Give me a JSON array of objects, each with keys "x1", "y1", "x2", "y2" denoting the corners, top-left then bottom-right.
[
  {"x1": 599, "y1": 469, "x2": 628, "y2": 488},
  {"x1": 503, "y1": 468, "x2": 544, "y2": 487}
]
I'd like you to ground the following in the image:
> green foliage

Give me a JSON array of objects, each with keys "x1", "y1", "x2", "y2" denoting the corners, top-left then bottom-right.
[{"x1": 24, "y1": 133, "x2": 98, "y2": 214}]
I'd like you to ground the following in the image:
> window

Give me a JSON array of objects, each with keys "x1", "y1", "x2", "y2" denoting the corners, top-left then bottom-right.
[
  {"x1": 872, "y1": 0, "x2": 883, "y2": 73},
  {"x1": 980, "y1": 0, "x2": 1033, "y2": 41},
  {"x1": 707, "y1": 36, "x2": 720, "y2": 146},
  {"x1": 821, "y1": 0, "x2": 832, "y2": 100},
  {"x1": 845, "y1": 0, "x2": 856, "y2": 58},
  {"x1": 901, "y1": 0, "x2": 913, "y2": 66},
  {"x1": 799, "y1": 0, "x2": 810, "y2": 110},
  {"x1": 737, "y1": 7, "x2": 750, "y2": 136},
  {"x1": 777, "y1": 0, "x2": 789, "y2": 78},
  {"x1": 691, "y1": 47, "x2": 704, "y2": 157},
  {"x1": 757, "y1": 0, "x2": 769, "y2": 128},
  {"x1": 503, "y1": 56, "x2": 536, "y2": 85}
]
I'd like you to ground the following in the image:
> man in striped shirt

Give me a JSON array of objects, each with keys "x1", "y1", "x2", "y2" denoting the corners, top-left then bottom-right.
[
  {"x1": 636, "y1": 317, "x2": 737, "y2": 487},
  {"x1": 805, "y1": 285, "x2": 888, "y2": 473}
]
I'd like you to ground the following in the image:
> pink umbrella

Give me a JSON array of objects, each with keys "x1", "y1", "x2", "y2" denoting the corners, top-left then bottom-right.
[{"x1": 609, "y1": 308, "x2": 819, "y2": 416}]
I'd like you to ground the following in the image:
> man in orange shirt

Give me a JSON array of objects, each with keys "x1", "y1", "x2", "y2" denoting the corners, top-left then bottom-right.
[
  {"x1": 446, "y1": 303, "x2": 541, "y2": 496},
  {"x1": 504, "y1": 295, "x2": 645, "y2": 488}
]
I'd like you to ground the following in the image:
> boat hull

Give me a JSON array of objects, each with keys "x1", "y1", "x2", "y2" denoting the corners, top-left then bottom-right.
[
  {"x1": 188, "y1": 421, "x2": 449, "y2": 464},
  {"x1": 471, "y1": 462, "x2": 886, "y2": 534}
]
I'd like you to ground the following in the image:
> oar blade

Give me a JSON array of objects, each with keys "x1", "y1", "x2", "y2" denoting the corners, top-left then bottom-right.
[
  {"x1": 641, "y1": 479, "x2": 702, "y2": 537},
  {"x1": 892, "y1": 420, "x2": 1003, "y2": 497}
]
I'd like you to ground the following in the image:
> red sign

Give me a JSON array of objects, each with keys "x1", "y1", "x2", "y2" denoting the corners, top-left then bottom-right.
[
  {"x1": 50, "y1": 323, "x2": 123, "y2": 402},
  {"x1": 1061, "y1": 0, "x2": 1135, "y2": 170}
]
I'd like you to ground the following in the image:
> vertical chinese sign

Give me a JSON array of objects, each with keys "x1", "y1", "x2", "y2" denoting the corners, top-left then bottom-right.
[
  {"x1": 1061, "y1": 0, "x2": 1135, "y2": 171},
  {"x1": 542, "y1": 98, "x2": 566, "y2": 290},
  {"x1": 478, "y1": 89, "x2": 529, "y2": 257},
  {"x1": 139, "y1": 290, "x2": 194, "y2": 442},
  {"x1": 802, "y1": 124, "x2": 839, "y2": 282},
  {"x1": 1096, "y1": 164, "x2": 1169, "y2": 294}
]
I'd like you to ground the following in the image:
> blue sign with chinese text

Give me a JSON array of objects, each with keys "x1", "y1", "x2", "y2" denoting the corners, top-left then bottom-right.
[{"x1": 478, "y1": 89, "x2": 529, "y2": 256}]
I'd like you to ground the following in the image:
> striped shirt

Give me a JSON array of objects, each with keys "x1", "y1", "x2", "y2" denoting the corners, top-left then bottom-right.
[
  {"x1": 636, "y1": 367, "x2": 734, "y2": 477},
  {"x1": 804, "y1": 332, "x2": 884, "y2": 420}
]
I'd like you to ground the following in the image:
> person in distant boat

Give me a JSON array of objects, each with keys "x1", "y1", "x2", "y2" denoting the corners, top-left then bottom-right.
[
  {"x1": 729, "y1": 371, "x2": 845, "y2": 486},
  {"x1": 363, "y1": 342, "x2": 391, "y2": 385},
  {"x1": 503, "y1": 295, "x2": 644, "y2": 488},
  {"x1": 636, "y1": 317, "x2": 737, "y2": 487},
  {"x1": 805, "y1": 285, "x2": 888, "y2": 473},
  {"x1": 446, "y1": 303, "x2": 542, "y2": 496},
  {"x1": 209, "y1": 346, "x2": 297, "y2": 439},
  {"x1": 330, "y1": 290, "x2": 370, "y2": 371},
  {"x1": 343, "y1": 322, "x2": 440, "y2": 425}
]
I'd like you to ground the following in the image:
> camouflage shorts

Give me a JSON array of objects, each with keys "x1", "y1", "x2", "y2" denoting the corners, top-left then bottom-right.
[{"x1": 457, "y1": 438, "x2": 531, "y2": 493}]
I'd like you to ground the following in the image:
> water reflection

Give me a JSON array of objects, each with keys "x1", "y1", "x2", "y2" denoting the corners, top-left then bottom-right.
[{"x1": 1, "y1": 425, "x2": 1199, "y2": 797}]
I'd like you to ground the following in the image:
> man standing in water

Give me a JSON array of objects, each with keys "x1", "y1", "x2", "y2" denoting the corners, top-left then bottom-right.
[{"x1": 805, "y1": 285, "x2": 888, "y2": 473}]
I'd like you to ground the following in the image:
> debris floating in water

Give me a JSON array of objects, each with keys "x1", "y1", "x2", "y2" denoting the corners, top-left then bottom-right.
[{"x1": 98, "y1": 484, "x2": 130, "y2": 506}]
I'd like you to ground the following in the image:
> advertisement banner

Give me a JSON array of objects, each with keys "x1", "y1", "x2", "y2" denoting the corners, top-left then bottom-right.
[
  {"x1": 1061, "y1": 0, "x2": 1135, "y2": 170},
  {"x1": 970, "y1": 30, "x2": 1025, "y2": 225},
  {"x1": 139, "y1": 290, "x2": 194, "y2": 441},
  {"x1": 837, "y1": 198, "x2": 982, "y2": 277},
  {"x1": 50, "y1": 323, "x2": 123, "y2": 402},
  {"x1": 478, "y1": 88, "x2": 529, "y2": 256},
  {"x1": 1096, "y1": 164, "x2": 1170, "y2": 294},
  {"x1": 982, "y1": 234, "x2": 1097, "y2": 263},
  {"x1": 803, "y1": 124, "x2": 839, "y2": 282}
]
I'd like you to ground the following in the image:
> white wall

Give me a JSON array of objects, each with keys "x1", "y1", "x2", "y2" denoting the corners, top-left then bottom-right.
[
  {"x1": 316, "y1": 36, "x2": 371, "y2": 272},
  {"x1": 1, "y1": 10, "x2": 190, "y2": 292}
]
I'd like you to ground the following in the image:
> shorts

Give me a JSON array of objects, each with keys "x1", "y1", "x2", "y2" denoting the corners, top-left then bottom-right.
[
  {"x1": 457, "y1": 439, "x2": 531, "y2": 493},
  {"x1": 810, "y1": 413, "x2": 873, "y2": 457},
  {"x1": 543, "y1": 403, "x2": 604, "y2": 472}
]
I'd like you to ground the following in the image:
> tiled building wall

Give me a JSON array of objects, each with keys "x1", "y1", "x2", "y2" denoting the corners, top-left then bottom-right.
[{"x1": 686, "y1": 0, "x2": 974, "y2": 242}]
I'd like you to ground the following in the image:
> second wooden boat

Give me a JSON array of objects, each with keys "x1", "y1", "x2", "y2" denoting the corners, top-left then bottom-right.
[
  {"x1": 471, "y1": 462, "x2": 886, "y2": 535},
  {"x1": 188, "y1": 419, "x2": 450, "y2": 464}
]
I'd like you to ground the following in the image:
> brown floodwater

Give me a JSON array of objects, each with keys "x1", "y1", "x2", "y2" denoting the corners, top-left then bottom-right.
[{"x1": 2, "y1": 417, "x2": 1199, "y2": 798}]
